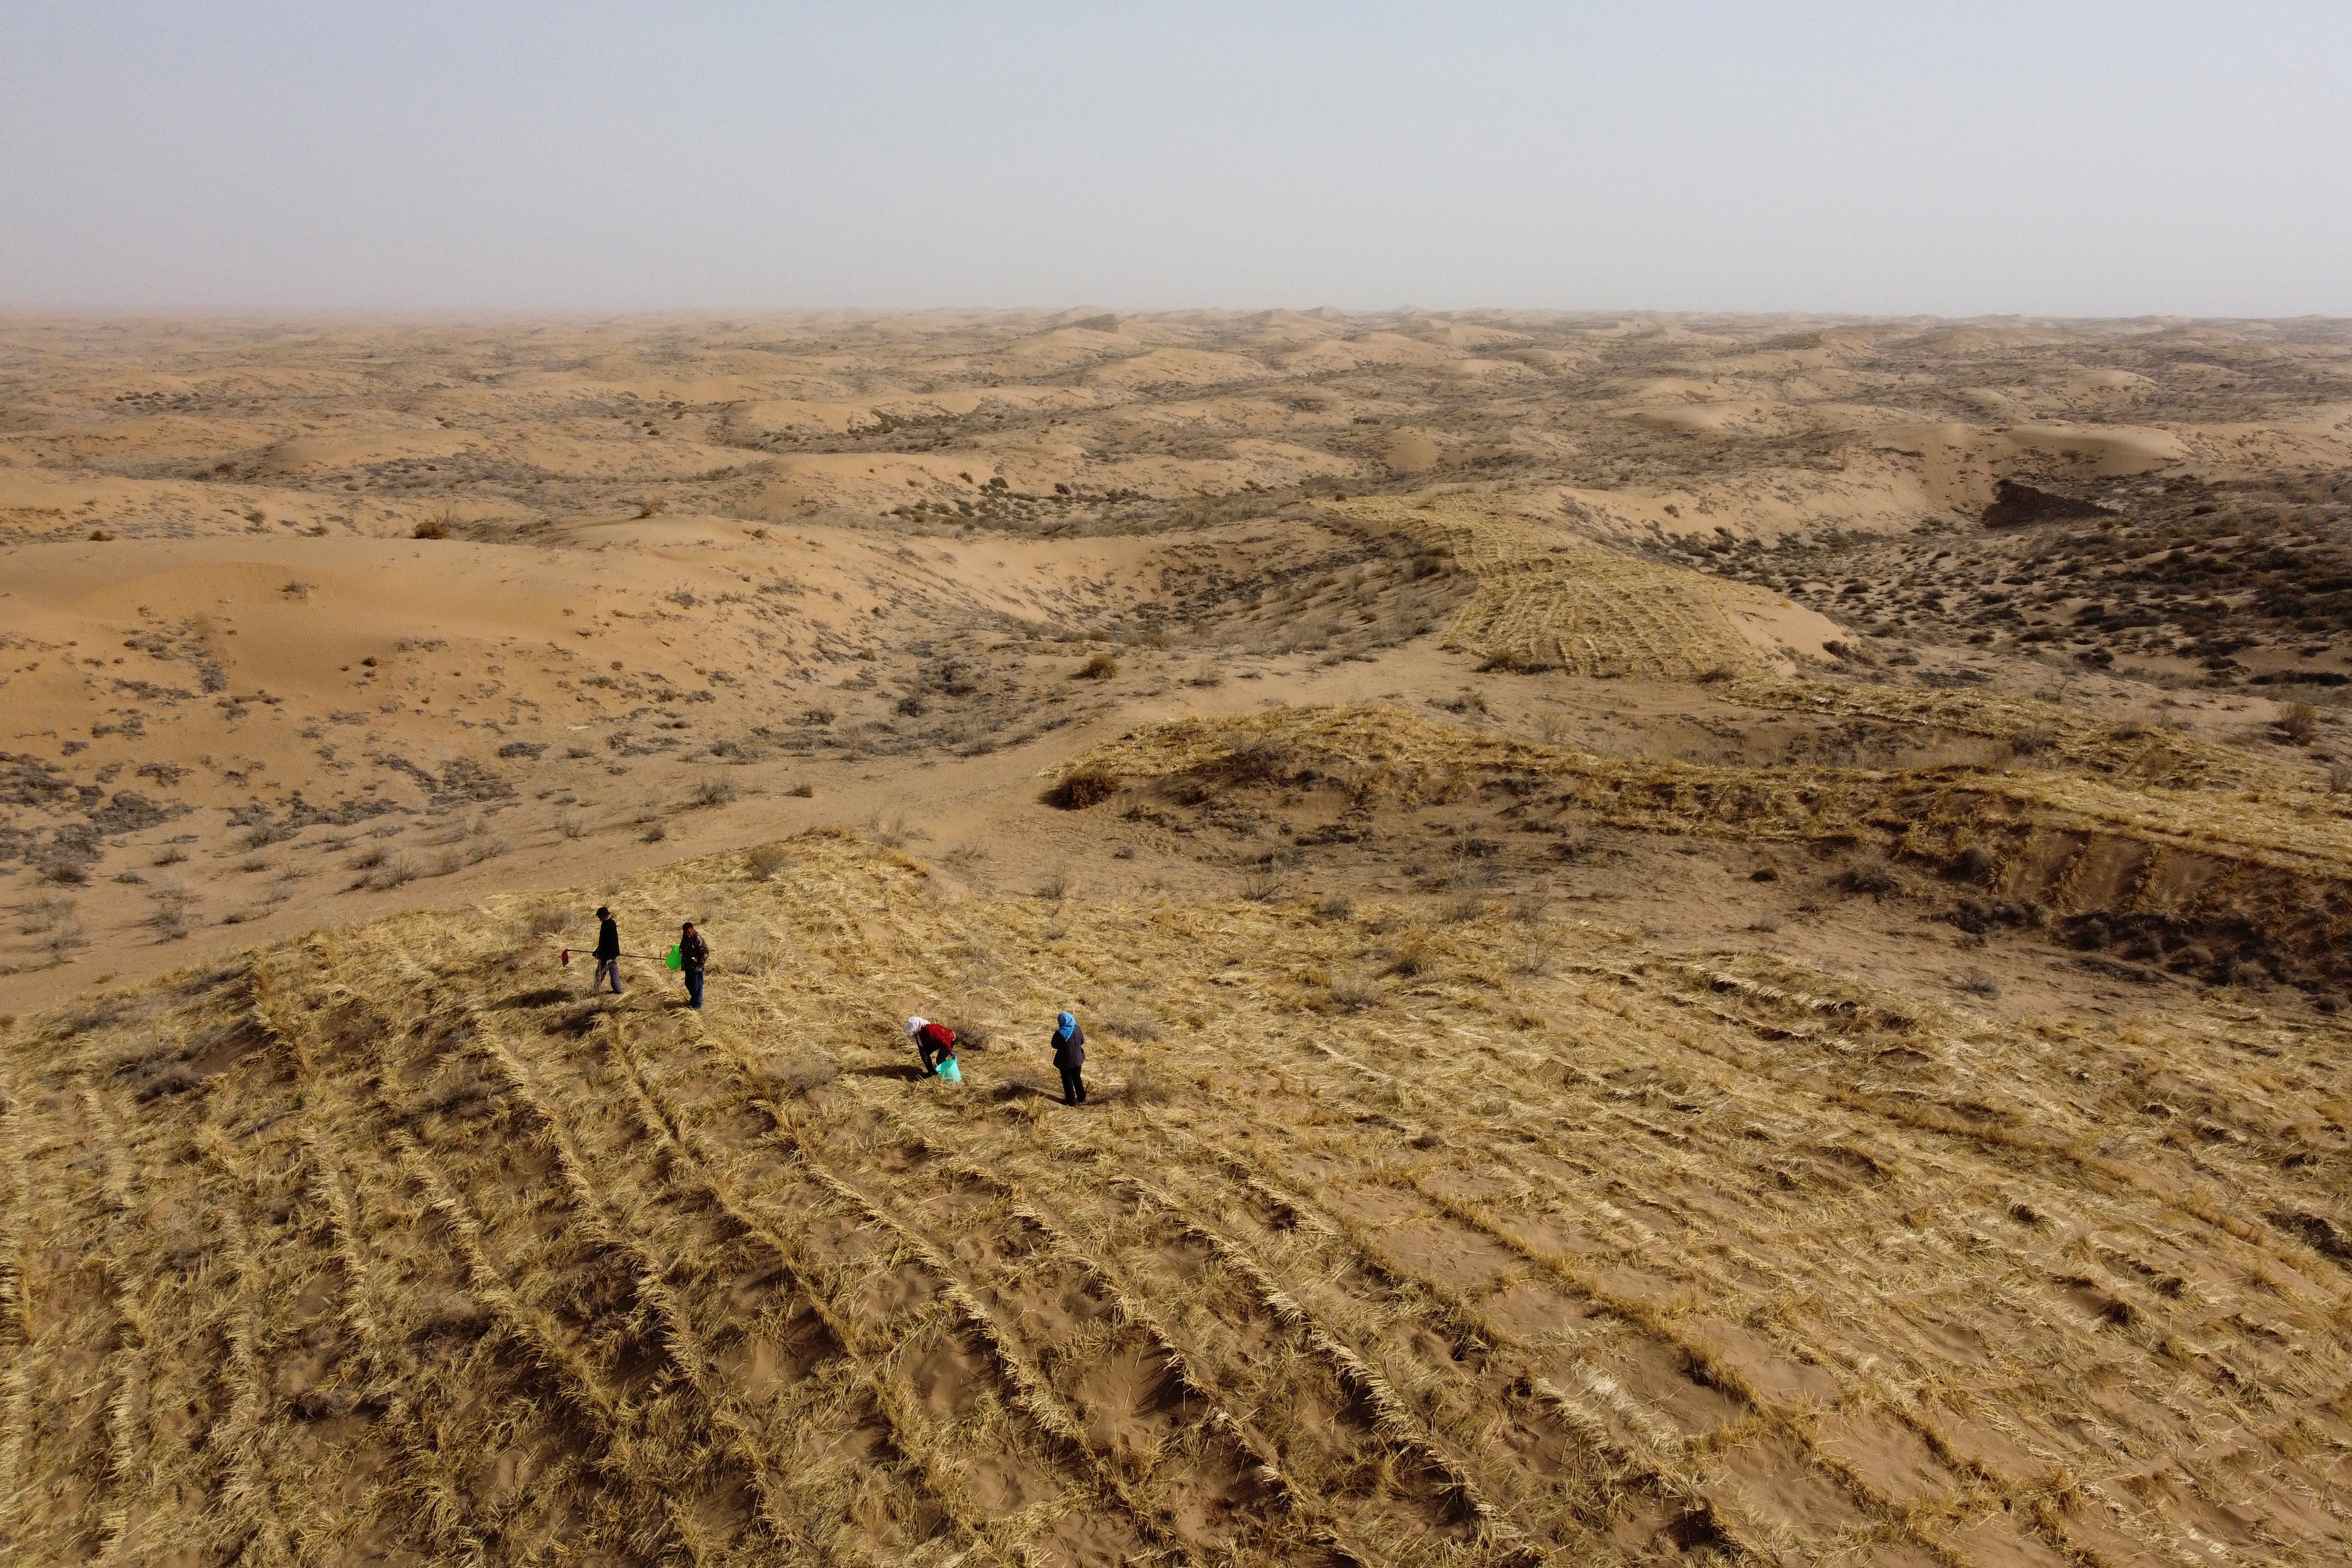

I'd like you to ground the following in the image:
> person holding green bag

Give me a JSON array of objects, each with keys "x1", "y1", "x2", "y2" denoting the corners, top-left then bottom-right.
[{"x1": 673, "y1": 922, "x2": 709, "y2": 1009}]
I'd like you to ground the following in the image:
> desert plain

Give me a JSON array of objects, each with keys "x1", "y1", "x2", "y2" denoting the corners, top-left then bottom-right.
[{"x1": 5, "y1": 309, "x2": 2352, "y2": 1563}]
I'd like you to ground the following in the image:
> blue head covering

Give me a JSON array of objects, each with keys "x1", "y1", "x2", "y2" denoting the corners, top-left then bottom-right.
[{"x1": 1057, "y1": 1011, "x2": 1075, "y2": 1035}]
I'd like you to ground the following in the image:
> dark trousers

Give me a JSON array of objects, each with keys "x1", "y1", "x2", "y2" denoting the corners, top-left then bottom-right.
[
  {"x1": 1059, "y1": 1064, "x2": 1085, "y2": 1105},
  {"x1": 918, "y1": 1039, "x2": 946, "y2": 1074},
  {"x1": 684, "y1": 969, "x2": 704, "y2": 1008},
  {"x1": 593, "y1": 958, "x2": 622, "y2": 994}
]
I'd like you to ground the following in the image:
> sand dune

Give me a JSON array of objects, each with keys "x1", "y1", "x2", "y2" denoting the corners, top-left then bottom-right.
[{"x1": 5, "y1": 309, "x2": 2352, "y2": 1564}]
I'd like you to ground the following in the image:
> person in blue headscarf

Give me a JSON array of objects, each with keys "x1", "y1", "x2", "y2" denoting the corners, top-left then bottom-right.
[{"x1": 1050, "y1": 1010, "x2": 1086, "y2": 1105}]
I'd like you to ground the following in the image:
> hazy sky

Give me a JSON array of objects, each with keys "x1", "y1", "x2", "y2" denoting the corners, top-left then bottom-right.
[{"x1": 4, "y1": 2, "x2": 2347, "y2": 316}]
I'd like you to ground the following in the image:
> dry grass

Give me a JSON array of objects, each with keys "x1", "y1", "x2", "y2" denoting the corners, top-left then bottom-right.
[
  {"x1": 5, "y1": 827, "x2": 2349, "y2": 1563},
  {"x1": 1347, "y1": 497, "x2": 1769, "y2": 680}
]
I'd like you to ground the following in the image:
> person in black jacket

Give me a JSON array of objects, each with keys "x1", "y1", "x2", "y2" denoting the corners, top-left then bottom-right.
[
  {"x1": 1051, "y1": 1010, "x2": 1085, "y2": 1105},
  {"x1": 678, "y1": 922, "x2": 709, "y2": 1009},
  {"x1": 592, "y1": 907, "x2": 623, "y2": 995}
]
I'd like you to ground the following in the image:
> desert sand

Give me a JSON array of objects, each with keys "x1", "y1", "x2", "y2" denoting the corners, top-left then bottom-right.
[{"x1": 5, "y1": 309, "x2": 2352, "y2": 1562}]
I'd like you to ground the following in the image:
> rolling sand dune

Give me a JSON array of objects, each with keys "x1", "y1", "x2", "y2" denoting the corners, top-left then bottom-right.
[{"x1": 6, "y1": 310, "x2": 2352, "y2": 1564}]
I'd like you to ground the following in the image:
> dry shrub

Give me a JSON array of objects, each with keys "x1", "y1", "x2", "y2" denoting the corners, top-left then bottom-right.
[
  {"x1": 788, "y1": 782, "x2": 816, "y2": 798},
  {"x1": 1324, "y1": 970, "x2": 1381, "y2": 1011},
  {"x1": 521, "y1": 902, "x2": 569, "y2": 938},
  {"x1": 152, "y1": 845, "x2": 188, "y2": 867},
  {"x1": 1121, "y1": 1067, "x2": 1173, "y2": 1106},
  {"x1": 2280, "y1": 701, "x2": 2320, "y2": 745},
  {"x1": 1510, "y1": 941, "x2": 1556, "y2": 977},
  {"x1": 642, "y1": 821, "x2": 669, "y2": 844},
  {"x1": 691, "y1": 778, "x2": 737, "y2": 808},
  {"x1": 362, "y1": 855, "x2": 420, "y2": 891},
  {"x1": 1316, "y1": 892, "x2": 1355, "y2": 921},
  {"x1": 1218, "y1": 741, "x2": 1298, "y2": 787},
  {"x1": 554, "y1": 811, "x2": 587, "y2": 840},
  {"x1": 1098, "y1": 1012, "x2": 1164, "y2": 1043},
  {"x1": 763, "y1": 1060, "x2": 839, "y2": 1098},
  {"x1": 1035, "y1": 867, "x2": 1071, "y2": 902},
  {"x1": 1075, "y1": 653, "x2": 1121, "y2": 680},
  {"x1": 22, "y1": 894, "x2": 76, "y2": 935},
  {"x1": 1043, "y1": 767, "x2": 1121, "y2": 810},
  {"x1": 1384, "y1": 932, "x2": 1435, "y2": 978},
  {"x1": 746, "y1": 844, "x2": 792, "y2": 881},
  {"x1": 862, "y1": 814, "x2": 924, "y2": 848},
  {"x1": 1844, "y1": 858, "x2": 1897, "y2": 896},
  {"x1": 1240, "y1": 871, "x2": 1287, "y2": 904},
  {"x1": 1957, "y1": 967, "x2": 2002, "y2": 999},
  {"x1": 412, "y1": 515, "x2": 450, "y2": 540}
]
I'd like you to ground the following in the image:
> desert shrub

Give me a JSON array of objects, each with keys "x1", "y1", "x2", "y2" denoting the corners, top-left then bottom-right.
[
  {"x1": 788, "y1": 781, "x2": 816, "y2": 798},
  {"x1": 1958, "y1": 967, "x2": 2002, "y2": 999},
  {"x1": 1035, "y1": 868, "x2": 1071, "y2": 902},
  {"x1": 642, "y1": 821, "x2": 669, "y2": 844},
  {"x1": 522, "y1": 902, "x2": 569, "y2": 937},
  {"x1": 746, "y1": 844, "x2": 791, "y2": 880},
  {"x1": 1099, "y1": 1012, "x2": 1164, "y2": 1042},
  {"x1": 362, "y1": 855, "x2": 419, "y2": 891},
  {"x1": 1954, "y1": 843, "x2": 1996, "y2": 880},
  {"x1": 1076, "y1": 653, "x2": 1120, "y2": 680},
  {"x1": 1240, "y1": 871, "x2": 1287, "y2": 903},
  {"x1": 152, "y1": 845, "x2": 188, "y2": 867},
  {"x1": 554, "y1": 811, "x2": 587, "y2": 840},
  {"x1": 766, "y1": 1060, "x2": 839, "y2": 1098},
  {"x1": 412, "y1": 516, "x2": 449, "y2": 540},
  {"x1": 1383, "y1": 932, "x2": 1435, "y2": 978},
  {"x1": 1121, "y1": 1067, "x2": 1174, "y2": 1106},
  {"x1": 1324, "y1": 971, "x2": 1380, "y2": 1011},
  {"x1": 1043, "y1": 766, "x2": 1121, "y2": 810},
  {"x1": 2280, "y1": 701, "x2": 2320, "y2": 745},
  {"x1": 1316, "y1": 892, "x2": 1355, "y2": 921},
  {"x1": 1511, "y1": 941, "x2": 1557, "y2": 977},
  {"x1": 2330, "y1": 764, "x2": 2352, "y2": 795},
  {"x1": 37, "y1": 862, "x2": 92, "y2": 886},
  {"x1": 862, "y1": 814, "x2": 924, "y2": 848},
  {"x1": 691, "y1": 778, "x2": 737, "y2": 808},
  {"x1": 21, "y1": 894, "x2": 76, "y2": 935},
  {"x1": 1218, "y1": 741, "x2": 1298, "y2": 787},
  {"x1": 1845, "y1": 858, "x2": 1898, "y2": 896}
]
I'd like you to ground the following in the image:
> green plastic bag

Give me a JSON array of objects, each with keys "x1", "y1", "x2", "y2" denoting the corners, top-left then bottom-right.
[
  {"x1": 935, "y1": 1057, "x2": 962, "y2": 1084},
  {"x1": 665, "y1": 945, "x2": 683, "y2": 971}
]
